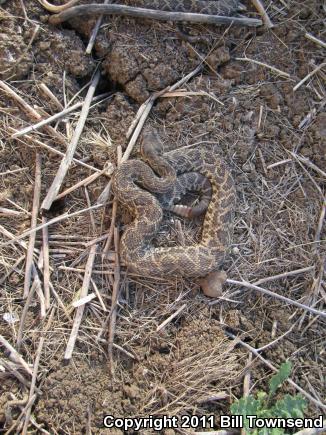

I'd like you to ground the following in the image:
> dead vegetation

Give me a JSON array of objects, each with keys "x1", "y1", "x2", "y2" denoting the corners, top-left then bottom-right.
[{"x1": 0, "y1": 0, "x2": 325, "y2": 433}]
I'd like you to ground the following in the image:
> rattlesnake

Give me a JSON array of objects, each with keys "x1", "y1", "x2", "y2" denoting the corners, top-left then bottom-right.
[{"x1": 112, "y1": 128, "x2": 236, "y2": 292}]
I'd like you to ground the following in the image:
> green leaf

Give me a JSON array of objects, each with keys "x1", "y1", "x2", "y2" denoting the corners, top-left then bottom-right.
[
  {"x1": 231, "y1": 396, "x2": 262, "y2": 432},
  {"x1": 258, "y1": 429, "x2": 284, "y2": 435},
  {"x1": 269, "y1": 361, "x2": 292, "y2": 398},
  {"x1": 273, "y1": 394, "x2": 307, "y2": 419},
  {"x1": 230, "y1": 361, "x2": 308, "y2": 435},
  {"x1": 231, "y1": 396, "x2": 260, "y2": 416},
  {"x1": 257, "y1": 391, "x2": 267, "y2": 402},
  {"x1": 262, "y1": 429, "x2": 285, "y2": 435}
]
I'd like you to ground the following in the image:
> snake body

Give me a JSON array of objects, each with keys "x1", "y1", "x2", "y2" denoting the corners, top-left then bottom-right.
[{"x1": 112, "y1": 129, "x2": 236, "y2": 279}]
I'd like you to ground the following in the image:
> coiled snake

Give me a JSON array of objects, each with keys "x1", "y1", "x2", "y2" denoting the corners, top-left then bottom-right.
[
  {"x1": 39, "y1": 0, "x2": 240, "y2": 295},
  {"x1": 112, "y1": 128, "x2": 236, "y2": 296}
]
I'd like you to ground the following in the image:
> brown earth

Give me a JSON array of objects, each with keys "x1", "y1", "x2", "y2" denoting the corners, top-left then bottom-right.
[{"x1": 0, "y1": 0, "x2": 325, "y2": 434}]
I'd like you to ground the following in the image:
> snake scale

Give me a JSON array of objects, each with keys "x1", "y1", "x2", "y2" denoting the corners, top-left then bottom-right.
[{"x1": 112, "y1": 128, "x2": 236, "y2": 283}]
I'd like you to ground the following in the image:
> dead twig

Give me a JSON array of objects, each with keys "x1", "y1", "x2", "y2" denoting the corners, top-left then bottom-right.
[
  {"x1": 0, "y1": 207, "x2": 22, "y2": 217},
  {"x1": 10, "y1": 130, "x2": 102, "y2": 173},
  {"x1": 0, "y1": 203, "x2": 103, "y2": 248},
  {"x1": 55, "y1": 164, "x2": 114, "y2": 202},
  {"x1": 267, "y1": 158, "x2": 292, "y2": 170},
  {"x1": 0, "y1": 225, "x2": 34, "y2": 252},
  {"x1": 0, "y1": 255, "x2": 25, "y2": 286},
  {"x1": 5, "y1": 198, "x2": 31, "y2": 216},
  {"x1": 102, "y1": 145, "x2": 121, "y2": 255},
  {"x1": 34, "y1": 270, "x2": 46, "y2": 319},
  {"x1": 85, "y1": 0, "x2": 111, "y2": 54},
  {"x1": 0, "y1": 359, "x2": 33, "y2": 391},
  {"x1": 290, "y1": 152, "x2": 326, "y2": 179},
  {"x1": 108, "y1": 228, "x2": 121, "y2": 374},
  {"x1": 253, "y1": 266, "x2": 315, "y2": 286},
  {"x1": 0, "y1": 81, "x2": 66, "y2": 145},
  {"x1": 16, "y1": 279, "x2": 38, "y2": 349},
  {"x1": 112, "y1": 343, "x2": 137, "y2": 360},
  {"x1": 72, "y1": 293, "x2": 96, "y2": 308},
  {"x1": 64, "y1": 244, "x2": 97, "y2": 360},
  {"x1": 49, "y1": 282, "x2": 72, "y2": 321},
  {"x1": 241, "y1": 353, "x2": 253, "y2": 435},
  {"x1": 0, "y1": 335, "x2": 32, "y2": 376},
  {"x1": 293, "y1": 62, "x2": 326, "y2": 92},
  {"x1": 38, "y1": 83, "x2": 64, "y2": 110},
  {"x1": 21, "y1": 309, "x2": 55, "y2": 435},
  {"x1": 4, "y1": 394, "x2": 37, "y2": 435},
  {"x1": 235, "y1": 57, "x2": 291, "y2": 78},
  {"x1": 58, "y1": 266, "x2": 116, "y2": 274},
  {"x1": 227, "y1": 279, "x2": 326, "y2": 319},
  {"x1": 18, "y1": 0, "x2": 28, "y2": 21},
  {"x1": 305, "y1": 32, "x2": 326, "y2": 49},
  {"x1": 41, "y1": 217, "x2": 51, "y2": 310},
  {"x1": 96, "y1": 172, "x2": 113, "y2": 205},
  {"x1": 101, "y1": 146, "x2": 122, "y2": 258},
  {"x1": 0, "y1": 167, "x2": 28, "y2": 176},
  {"x1": 251, "y1": 0, "x2": 273, "y2": 28},
  {"x1": 103, "y1": 199, "x2": 118, "y2": 256},
  {"x1": 156, "y1": 304, "x2": 187, "y2": 332},
  {"x1": 288, "y1": 152, "x2": 323, "y2": 199},
  {"x1": 314, "y1": 200, "x2": 325, "y2": 245},
  {"x1": 126, "y1": 98, "x2": 151, "y2": 140},
  {"x1": 41, "y1": 70, "x2": 101, "y2": 211},
  {"x1": 23, "y1": 154, "x2": 42, "y2": 298},
  {"x1": 256, "y1": 323, "x2": 297, "y2": 352},
  {"x1": 121, "y1": 96, "x2": 156, "y2": 163},
  {"x1": 12, "y1": 92, "x2": 111, "y2": 138},
  {"x1": 84, "y1": 187, "x2": 96, "y2": 232},
  {"x1": 91, "y1": 278, "x2": 107, "y2": 312},
  {"x1": 49, "y1": 4, "x2": 262, "y2": 27}
]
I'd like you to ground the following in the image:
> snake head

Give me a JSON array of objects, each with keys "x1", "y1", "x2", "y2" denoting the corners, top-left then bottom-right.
[{"x1": 141, "y1": 127, "x2": 164, "y2": 159}]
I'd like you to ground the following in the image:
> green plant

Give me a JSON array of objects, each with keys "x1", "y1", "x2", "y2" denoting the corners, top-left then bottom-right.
[{"x1": 231, "y1": 361, "x2": 307, "y2": 435}]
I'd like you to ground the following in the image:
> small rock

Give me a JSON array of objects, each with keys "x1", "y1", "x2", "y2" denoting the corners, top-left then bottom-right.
[
  {"x1": 206, "y1": 46, "x2": 230, "y2": 70},
  {"x1": 123, "y1": 384, "x2": 139, "y2": 399},
  {"x1": 198, "y1": 270, "x2": 227, "y2": 298},
  {"x1": 232, "y1": 246, "x2": 240, "y2": 255}
]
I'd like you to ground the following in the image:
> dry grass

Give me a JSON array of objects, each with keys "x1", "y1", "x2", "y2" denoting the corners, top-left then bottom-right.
[{"x1": 141, "y1": 334, "x2": 240, "y2": 415}]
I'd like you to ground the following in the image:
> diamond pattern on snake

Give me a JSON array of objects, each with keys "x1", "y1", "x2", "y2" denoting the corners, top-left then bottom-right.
[{"x1": 112, "y1": 128, "x2": 236, "y2": 293}]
